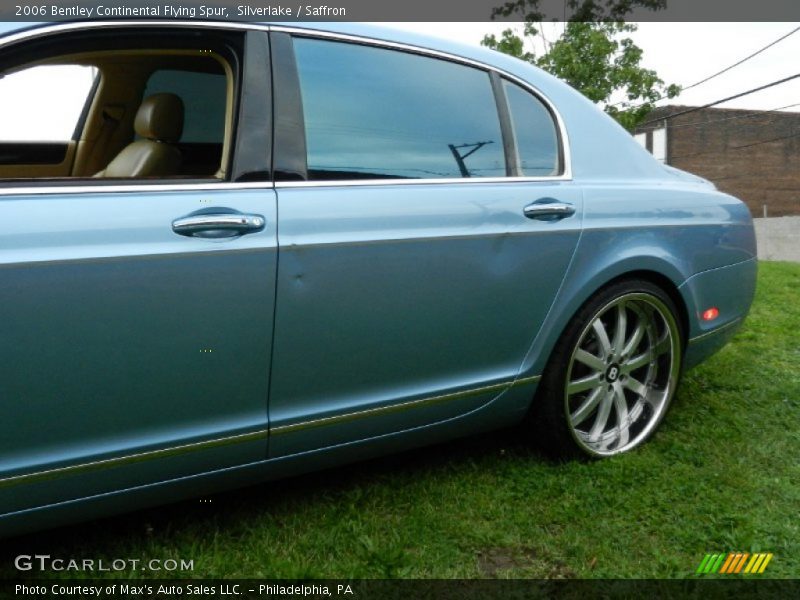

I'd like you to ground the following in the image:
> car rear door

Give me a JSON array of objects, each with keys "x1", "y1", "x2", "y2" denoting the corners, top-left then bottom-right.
[
  {"x1": 268, "y1": 31, "x2": 583, "y2": 456},
  {"x1": 0, "y1": 28, "x2": 276, "y2": 516}
]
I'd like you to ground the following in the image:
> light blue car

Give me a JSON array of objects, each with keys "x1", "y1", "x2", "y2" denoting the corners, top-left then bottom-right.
[{"x1": 0, "y1": 21, "x2": 756, "y2": 537}]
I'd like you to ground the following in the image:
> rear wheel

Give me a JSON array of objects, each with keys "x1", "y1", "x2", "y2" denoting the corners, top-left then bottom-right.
[{"x1": 535, "y1": 280, "x2": 683, "y2": 458}]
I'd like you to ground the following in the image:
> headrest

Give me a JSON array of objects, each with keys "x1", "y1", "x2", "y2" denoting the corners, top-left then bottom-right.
[{"x1": 134, "y1": 93, "x2": 184, "y2": 143}]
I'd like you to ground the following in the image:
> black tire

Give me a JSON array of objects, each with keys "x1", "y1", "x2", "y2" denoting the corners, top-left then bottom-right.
[{"x1": 532, "y1": 279, "x2": 684, "y2": 459}]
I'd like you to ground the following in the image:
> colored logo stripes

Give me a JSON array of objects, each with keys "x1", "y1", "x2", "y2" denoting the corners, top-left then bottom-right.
[{"x1": 696, "y1": 552, "x2": 773, "y2": 574}]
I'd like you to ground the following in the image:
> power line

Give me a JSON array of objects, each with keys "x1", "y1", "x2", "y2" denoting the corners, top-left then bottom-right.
[
  {"x1": 709, "y1": 173, "x2": 800, "y2": 183},
  {"x1": 669, "y1": 129, "x2": 800, "y2": 161},
  {"x1": 636, "y1": 102, "x2": 800, "y2": 133},
  {"x1": 639, "y1": 72, "x2": 800, "y2": 126},
  {"x1": 448, "y1": 141, "x2": 494, "y2": 177},
  {"x1": 681, "y1": 26, "x2": 800, "y2": 92},
  {"x1": 731, "y1": 130, "x2": 800, "y2": 150},
  {"x1": 608, "y1": 25, "x2": 800, "y2": 110}
]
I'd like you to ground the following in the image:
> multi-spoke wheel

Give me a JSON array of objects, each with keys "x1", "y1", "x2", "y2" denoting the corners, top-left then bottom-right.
[{"x1": 534, "y1": 280, "x2": 683, "y2": 458}]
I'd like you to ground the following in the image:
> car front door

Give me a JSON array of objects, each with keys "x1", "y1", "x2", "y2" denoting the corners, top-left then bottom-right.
[
  {"x1": 0, "y1": 27, "x2": 276, "y2": 516},
  {"x1": 267, "y1": 32, "x2": 582, "y2": 456}
]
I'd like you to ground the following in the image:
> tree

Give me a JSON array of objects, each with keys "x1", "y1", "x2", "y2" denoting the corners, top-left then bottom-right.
[{"x1": 482, "y1": 0, "x2": 680, "y2": 130}]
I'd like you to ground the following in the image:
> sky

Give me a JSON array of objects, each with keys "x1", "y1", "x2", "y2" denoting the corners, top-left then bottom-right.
[
  {"x1": 386, "y1": 22, "x2": 800, "y2": 113},
  {"x1": 0, "y1": 65, "x2": 97, "y2": 140}
]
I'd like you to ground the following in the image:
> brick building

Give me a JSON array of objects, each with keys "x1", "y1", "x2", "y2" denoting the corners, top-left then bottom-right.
[{"x1": 634, "y1": 105, "x2": 800, "y2": 217}]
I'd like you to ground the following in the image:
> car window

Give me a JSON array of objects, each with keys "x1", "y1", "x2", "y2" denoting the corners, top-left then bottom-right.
[
  {"x1": 0, "y1": 65, "x2": 97, "y2": 142},
  {"x1": 293, "y1": 38, "x2": 506, "y2": 180},
  {"x1": 503, "y1": 80, "x2": 560, "y2": 177},
  {"x1": 0, "y1": 42, "x2": 235, "y2": 182},
  {"x1": 142, "y1": 69, "x2": 227, "y2": 144}
]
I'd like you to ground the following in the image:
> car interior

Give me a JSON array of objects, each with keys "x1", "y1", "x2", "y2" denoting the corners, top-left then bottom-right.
[{"x1": 0, "y1": 29, "x2": 240, "y2": 183}]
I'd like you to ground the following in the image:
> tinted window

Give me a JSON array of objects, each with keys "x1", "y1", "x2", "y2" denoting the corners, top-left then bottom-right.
[
  {"x1": 294, "y1": 38, "x2": 506, "y2": 180},
  {"x1": 503, "y1": 81, "x2": 560, "y2": 176},
  {"x1": 143, "y1": 69, "x2": 226, "y2": 143}
]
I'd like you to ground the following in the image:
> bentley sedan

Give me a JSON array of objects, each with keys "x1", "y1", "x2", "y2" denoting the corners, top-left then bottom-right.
[{"x1": 0, "y1": 21, "x2": 756, "y2": 536}]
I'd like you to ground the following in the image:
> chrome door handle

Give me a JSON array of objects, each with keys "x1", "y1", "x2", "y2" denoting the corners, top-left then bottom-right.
[
  {"x1": 172, "y1": 213, "x2": 265, "y2": 238},
  {"x1": 523, "y1": 200, "x2": 576, "y2": 221}
]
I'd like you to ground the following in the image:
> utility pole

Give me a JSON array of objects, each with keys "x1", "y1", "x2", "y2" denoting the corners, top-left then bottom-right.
[{"x1": 448, "y1": 141, "x2": 494, "y2": 177}]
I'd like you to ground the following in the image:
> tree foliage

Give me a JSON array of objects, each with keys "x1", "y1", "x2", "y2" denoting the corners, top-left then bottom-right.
[{"x1": 482, "y1": 0, "x2": 680, "y2": 130}]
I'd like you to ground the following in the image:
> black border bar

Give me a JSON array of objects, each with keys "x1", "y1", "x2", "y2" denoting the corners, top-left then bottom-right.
[
  {"x1": 3, "y1": 1, "x2": 800, "y2": 22},
  {"x1": 4, "y1": 578, "x2": 800, "y2": 599}
]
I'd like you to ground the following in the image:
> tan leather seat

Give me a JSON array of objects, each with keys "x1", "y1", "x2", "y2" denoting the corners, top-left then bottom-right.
[{"x1": 95, "y1": 93, "x2": 184, "y2": 178}]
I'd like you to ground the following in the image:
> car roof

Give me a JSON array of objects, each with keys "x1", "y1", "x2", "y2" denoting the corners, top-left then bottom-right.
[{"x1": 2, "y1": 21, "x2": 535, "y2": 77}]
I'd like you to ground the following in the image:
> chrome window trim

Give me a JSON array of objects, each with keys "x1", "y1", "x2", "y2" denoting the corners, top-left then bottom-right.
[
  {"x1": 0, "y1": 181, "x2": 274, "y2": 196},
  {"x1": 275, "y1": 176, "x2": 573, "y2": 190},
  {"x1": 0, "y1": 21, "x2": 573, "y2": 196},
  {"x1": 0, "y1": 175, "x2": 573, "y2": 197}
]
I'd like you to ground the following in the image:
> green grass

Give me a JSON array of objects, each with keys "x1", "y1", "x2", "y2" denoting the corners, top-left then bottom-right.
[{"x1": 2, "y1": 261, "x2": 799, "y2": 579}]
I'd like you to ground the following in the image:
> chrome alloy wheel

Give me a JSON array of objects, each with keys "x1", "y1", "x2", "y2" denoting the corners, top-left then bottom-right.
[{"x1": 564, "y1": 293, "x2": 681, "y2": 456}]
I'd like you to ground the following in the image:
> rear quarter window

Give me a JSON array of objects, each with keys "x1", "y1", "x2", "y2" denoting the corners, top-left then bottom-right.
[{"x1": 503, "y1": 80, "x2": 560, "y2": 177}]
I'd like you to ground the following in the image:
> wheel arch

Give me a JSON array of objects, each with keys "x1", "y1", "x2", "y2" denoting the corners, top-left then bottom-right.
[
  {"x1": 598, "y1": 269, "x2": 689, "y2": 347},
  {"x1": 517, "y1": 253, "x2": 693, "y2": 386}
]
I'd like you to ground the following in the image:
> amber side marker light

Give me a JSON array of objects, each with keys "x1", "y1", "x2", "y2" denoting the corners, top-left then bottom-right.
[{"x1": 702, "y1": 307, "x2": 720, "y2": 321}]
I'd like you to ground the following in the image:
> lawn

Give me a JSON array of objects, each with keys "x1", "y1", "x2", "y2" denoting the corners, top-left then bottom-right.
[{"x1": 2, "y1": 261, "x2": 798, "y2": 579}]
